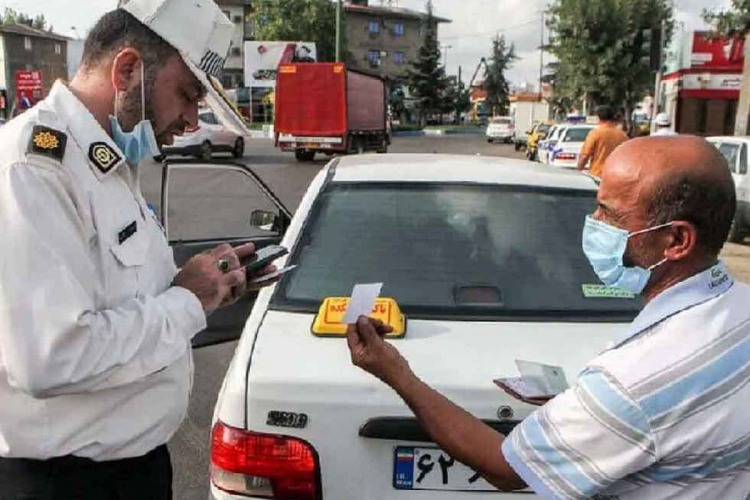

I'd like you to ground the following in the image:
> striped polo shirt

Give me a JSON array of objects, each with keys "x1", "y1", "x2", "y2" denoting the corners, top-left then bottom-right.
[{"x1": 503, "y1": 262, "x2": 750, "y2": 499}]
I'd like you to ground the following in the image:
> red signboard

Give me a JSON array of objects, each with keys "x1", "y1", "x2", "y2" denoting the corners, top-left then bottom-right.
[
  {"x1": 15, "y1": 70, "x2": 43, "y2": 108},
  {"x1": 690, "y1": 33, "x2": 744, "y2": 71}
]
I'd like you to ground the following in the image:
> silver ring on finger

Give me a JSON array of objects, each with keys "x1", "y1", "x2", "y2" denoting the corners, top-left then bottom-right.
[{"x1": 216, "y1": 259, "x2": 231, "y2": 274}]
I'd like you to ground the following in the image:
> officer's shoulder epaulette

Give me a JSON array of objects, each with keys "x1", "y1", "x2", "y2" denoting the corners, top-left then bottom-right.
[{"x1": 26, "y1": 124, "x2": 67, "y2": 164}]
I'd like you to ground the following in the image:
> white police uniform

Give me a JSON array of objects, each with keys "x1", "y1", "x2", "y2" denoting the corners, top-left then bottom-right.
[{"x1": 0, "y1": 81, "x2": 206, "y2": 461}]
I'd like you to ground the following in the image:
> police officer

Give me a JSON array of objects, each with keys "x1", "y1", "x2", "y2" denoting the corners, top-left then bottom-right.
[
  {"x1": 0, "y1": 1, "x2": 273, "y2": 498},
  {"x1": 653, "y1": 112, "x2": 678, "y2": 136}
]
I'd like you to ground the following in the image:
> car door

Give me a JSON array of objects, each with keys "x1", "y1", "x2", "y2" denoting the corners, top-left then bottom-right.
[{"x1": 156, "y1": 158, "x2": 292, "y2": 347}]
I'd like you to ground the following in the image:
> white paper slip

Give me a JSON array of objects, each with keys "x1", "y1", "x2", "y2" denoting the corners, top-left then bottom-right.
[
  {"x1": 343, "y1": 283, "x2": 383, "y2": 324},
  {"x1": 515, "y1": 360, "x2": 570, "y2": 396}
]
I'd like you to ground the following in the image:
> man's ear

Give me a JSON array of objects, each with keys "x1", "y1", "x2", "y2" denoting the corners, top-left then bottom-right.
[
  {"x1": 665, "y1": 221, "x2": 698, "y2": 261},
  {"x1": 111, "y1": 48, "x2": 143, "y2": 92}
]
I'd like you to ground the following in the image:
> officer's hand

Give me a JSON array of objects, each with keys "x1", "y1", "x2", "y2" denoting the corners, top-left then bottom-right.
[
  {"x1": 346, "y1": 317, "x2": 410, "y2": 387},
  {"x1": 173, "y1": 243, "x2": 250, "y2": 314}
]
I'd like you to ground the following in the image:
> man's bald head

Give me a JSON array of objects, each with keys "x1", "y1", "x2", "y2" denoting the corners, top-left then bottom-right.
[{"x1": 604, "y1": 136, "x2": 735, "y2": 258}]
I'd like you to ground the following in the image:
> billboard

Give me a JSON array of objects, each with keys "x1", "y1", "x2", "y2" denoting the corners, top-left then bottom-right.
[
  {"x1": 244, "y1": 41, "x2": 317, "y2": 88},
  {"x1": 689, "y1": 33, "x2": 744, "y2": 70},
  {"x1": 15, "y1": 70, "x2": 43, "y2": 108}
]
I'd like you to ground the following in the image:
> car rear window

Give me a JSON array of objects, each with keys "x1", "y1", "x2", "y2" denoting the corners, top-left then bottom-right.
[
  {"x1": 563, "y1": 128, "x2": 593, "y2": 142},
  {"x1": 272, "y1": 183, "x2": 641, "y2": 321},
  {"x1": 538, "y1": 124, "x2": 551, "y2": 134},
  {"x1": 492, "y1": 118, "x2": 513, "y2": 125}
]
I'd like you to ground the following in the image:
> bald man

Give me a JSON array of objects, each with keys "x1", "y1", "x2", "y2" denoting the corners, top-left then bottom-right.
[{"x1": 346, "y1": 136, "x2": 750, "y2": 499}]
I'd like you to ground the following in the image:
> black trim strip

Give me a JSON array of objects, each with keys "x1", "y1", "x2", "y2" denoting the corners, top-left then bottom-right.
[{"x1": 359, "y1": 417, "x2": 519, "y2": 442}]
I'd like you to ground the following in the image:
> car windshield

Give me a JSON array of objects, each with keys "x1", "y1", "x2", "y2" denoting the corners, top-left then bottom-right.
[
  {"x1": 272, "y1": 183, "x2": 642, "y2": 321},
  {"x1": 538, "y1": 124, "x2": 551, "y2": 134},
  {"x1": 563, "y1": 128, "x2": 593, "y2": 142}
]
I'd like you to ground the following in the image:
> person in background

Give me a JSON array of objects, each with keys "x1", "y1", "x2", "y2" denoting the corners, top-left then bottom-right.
[
  {"x1": 652, "y1": 112, "x2": 678, "y2": 136},
  {"x1": 347, "y1": 136, "x2": 750, "y2": 499},
  {"x1": 577, "y1": 104, "x2": 629, "y2": 178}
]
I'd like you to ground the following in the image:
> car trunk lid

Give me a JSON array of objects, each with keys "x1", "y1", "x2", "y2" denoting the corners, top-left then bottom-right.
[{"x1": 243, "y1": 309, "x2": 629, "y2": 499}]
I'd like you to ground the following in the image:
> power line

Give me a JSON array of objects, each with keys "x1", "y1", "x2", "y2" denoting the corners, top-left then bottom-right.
[{"x1": 441, "y1": 17, "x2": 540, "y2": 41}]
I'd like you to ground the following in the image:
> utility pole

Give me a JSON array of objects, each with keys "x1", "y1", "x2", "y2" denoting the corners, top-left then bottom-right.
[
  {"x1": 456, "y1": 65, "x2": 463, "y2": 125},
  {"x1": 735, "y1": 33, "x2": 750, "y2": 135},
  {"x1": 650, "y1": 20, "x2": 666, "y2": 133},
  {"x1": 538, "y1": 9, "x2": 545, "y2": 101},
  {"x1": 335, "y1": 0, "x2": 342, "y2": 62}
]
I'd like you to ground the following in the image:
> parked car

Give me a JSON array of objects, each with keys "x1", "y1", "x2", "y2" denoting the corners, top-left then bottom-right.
[
  {"x1": 162, "y1": 109, "x2": 245, "y2": 160},
  {"x1": 485, "y1": 116, "x2": 515, "y2": 143},
  {"x1": 549, "y1": 125, "x2": 595, "y2": 169},
  {"x1": 206, "y1": 154, "x2": 638, "y2": 499},
  {"x1": 537, "y1": 124, "x2": 567, "y2": 164},
  {"x1": 707, "y1": 136, "x2": 750, "y2": 243}
]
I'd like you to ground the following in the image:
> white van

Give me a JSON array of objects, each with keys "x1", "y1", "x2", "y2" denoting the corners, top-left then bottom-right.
[{"x1": 707, "y1": 137, "x2": 750, "y2": 243}]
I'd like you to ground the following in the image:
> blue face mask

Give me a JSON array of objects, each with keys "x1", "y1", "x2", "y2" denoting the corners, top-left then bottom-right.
[
  {"x1": 109, "y1": 63, "x2": 160, "y2": 165},
  {"x1": 582, "y1": 216, "x2": 672, "y2": 295}
]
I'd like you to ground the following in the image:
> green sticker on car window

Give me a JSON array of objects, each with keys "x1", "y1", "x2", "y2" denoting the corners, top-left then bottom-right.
[{"x1": 582, "y1": 284, "x2": 636, "y2": 299}]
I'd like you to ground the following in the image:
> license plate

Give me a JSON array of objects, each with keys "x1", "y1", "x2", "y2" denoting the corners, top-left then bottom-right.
[
  {"x1": 393, "y1": 446, "x2": 495, "y2": 491},
  {"x1": 303, "y1": 143, "x2": 320, "y2": 148}
]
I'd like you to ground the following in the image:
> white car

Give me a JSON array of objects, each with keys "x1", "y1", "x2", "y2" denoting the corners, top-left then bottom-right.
[
  {"x1": 549, "y1": 125, "x2": 594, "y2": 168},
  {"x1": 537, "y1": 124, "x2": 567, "y2": 164},
  {"x1": 485, "y1": 117, "x2": 515, "y2": 143},
  {"x1": 205, "y1": 155, "x2": 637, "y2": 499},
  {"x1": 162, "y1": 109, "x2": 245, "y2": 160},
  {"x1": 707, "y1": 136, "x2": 750, "y2": 243}
]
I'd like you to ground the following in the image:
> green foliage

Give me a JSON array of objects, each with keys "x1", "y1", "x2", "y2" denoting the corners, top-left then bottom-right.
[
  {"x1": 546, "y1": 0, "x2": 673, "y2": 115},
  {"x1": 703, "y1": 0, "x2": 750, "y2": 36},
  {"x1": 405, "y1": 1, "x2": 448, "y2": 124},
  {"x1": 253, "y1": 0, "x2": 340, "y2": 62},
  {"x1": 483, "y1": 34, "x2": 517, "y2": 116},
  {"x1": 1, "y1": 8, "x2": 49, "y2": 30}
]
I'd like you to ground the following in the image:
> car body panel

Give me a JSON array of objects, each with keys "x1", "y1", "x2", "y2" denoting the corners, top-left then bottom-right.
[
  {"x1": 210, "y1": 155, "x2": 635, "y2": 499},
  {"x1": 707, "y1": 137, "x2": 750, "y2": 238},
  {"x1": 486, "y1": 117, "x2": 515, "y2": 142},
  {"x1": 163, "y1": 110, "x2": 242, "y2": 158}
]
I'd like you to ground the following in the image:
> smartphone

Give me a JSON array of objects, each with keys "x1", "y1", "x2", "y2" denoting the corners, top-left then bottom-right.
[
  {"x1": 249, "y1": 265, "x2": 298, "y2": 284},
  {"x1": 242, "y1": 245, "x2": 289, "y2": 273}
]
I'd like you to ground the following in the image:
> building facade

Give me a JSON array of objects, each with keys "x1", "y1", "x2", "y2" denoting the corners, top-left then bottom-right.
[
  {"x1": 216, "y1": 0, "x2": 255, "y2": 88},
  {"x1": 660, "y1": 31, "x2": 743, "y2": 136},
  {"x1": 0, "y1": 24, "x2": 68, "y2": 117},
  {"x1": 344, "y1": 1, "x2": 450, "y2": 82}
]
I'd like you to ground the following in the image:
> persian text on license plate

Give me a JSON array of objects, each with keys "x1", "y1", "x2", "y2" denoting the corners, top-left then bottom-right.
[{"x1": 393, "y1": 446, "x2": 495, "y2": 491}]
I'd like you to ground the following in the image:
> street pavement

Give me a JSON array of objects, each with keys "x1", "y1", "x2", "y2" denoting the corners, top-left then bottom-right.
[{"x1": 140, "y1": 135, "x2": 750, "y2": 500}]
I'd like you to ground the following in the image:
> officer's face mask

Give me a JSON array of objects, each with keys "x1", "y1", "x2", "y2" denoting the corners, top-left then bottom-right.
[
  {"x1": 582, "y1": 215, "x2": 673, "y2": 295},
  {"x1": 110, "y1": 62, "x2": 160, "y2": 165}
]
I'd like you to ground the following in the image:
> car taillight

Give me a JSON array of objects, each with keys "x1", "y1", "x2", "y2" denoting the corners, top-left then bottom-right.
[
  {"x1": 555, "y1": 152, "x2": 577, "y2": 160},
  {"x1": 185, "y1": 125, "x2": 200, "y2": 133},
  {"x1": 210, "y1": 421, "x2": 321, "y2": 500}
]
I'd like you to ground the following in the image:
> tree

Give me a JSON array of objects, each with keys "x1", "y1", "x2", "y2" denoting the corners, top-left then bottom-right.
[
  {"x1": 546, "y1": 0, "x2": 672, "y2": 122},
  {"x1": 1, "y1": 8, "x2": 49, "y2": 30},
  {"x1": 703, "y1": 1, "x2": 750, "y2": 135},
  {"x1": 253, "y1": 0, "x2": 340, "y2": 63},
  {"x1": 703, "y1": 0, "x2": 750, "y2": 35},
  {"x1": 405, "y1": 0, "x2": 448, "y2": 125},
  {"x1": 483, "y1": 35, "x2": 517, "y2": 116}
]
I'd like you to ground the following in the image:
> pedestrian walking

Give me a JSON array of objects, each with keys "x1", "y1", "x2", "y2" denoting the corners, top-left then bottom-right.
[
  {"x1": 577, "y1": 104, "x2": 629, "y2": 178},
  {"x1": 348, "y1": 136, "x2": 749, "y2": 499},
  {"x1": 652, "y1": 112, "x2": 678, "y2": 136},
  {"x1": 0, "y1": 1, "x2": 274, "y2": 498}
]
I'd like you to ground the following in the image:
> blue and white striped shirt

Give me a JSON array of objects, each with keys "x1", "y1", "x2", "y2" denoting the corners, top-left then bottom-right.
[{"x1": 503, "y1": 262, "x2": 750, "y2": 499}]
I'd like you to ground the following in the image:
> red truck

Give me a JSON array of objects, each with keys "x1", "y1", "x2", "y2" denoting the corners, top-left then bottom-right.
[{"x1": 274, "y1": 63, "x2": 390, "y2": 162}]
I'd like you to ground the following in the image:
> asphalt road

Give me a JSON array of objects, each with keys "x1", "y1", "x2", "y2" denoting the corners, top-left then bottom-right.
[{"x1": 140, "y1": 135, "x2": 750, "y2": 500}]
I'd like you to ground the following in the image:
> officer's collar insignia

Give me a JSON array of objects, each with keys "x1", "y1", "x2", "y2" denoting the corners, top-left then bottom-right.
[
  {"x1": 28, "y1": 126, "x2": 67, "y2": 162},
  {"x1": 88, "y1": 142, "x2": 122, "y2": 174}
]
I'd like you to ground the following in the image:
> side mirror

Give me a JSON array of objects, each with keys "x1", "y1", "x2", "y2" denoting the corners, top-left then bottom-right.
[{"x1": 250, "y1": 210, "x2": 278, "y2": 230}]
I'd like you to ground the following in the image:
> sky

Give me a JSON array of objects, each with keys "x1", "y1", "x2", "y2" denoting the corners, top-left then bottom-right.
[{"x1": 0, "y1": 0, "x2": 731, "y2": 88}]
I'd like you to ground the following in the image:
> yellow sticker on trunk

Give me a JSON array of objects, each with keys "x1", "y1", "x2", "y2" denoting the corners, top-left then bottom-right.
[{"x1": 312, "y1": 297, "x2": 406, "y2": 338}]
